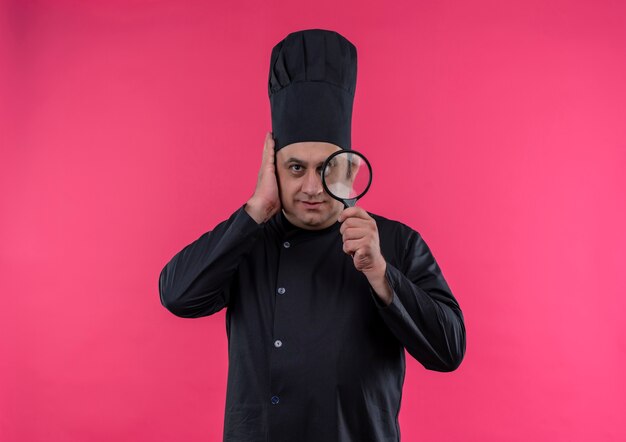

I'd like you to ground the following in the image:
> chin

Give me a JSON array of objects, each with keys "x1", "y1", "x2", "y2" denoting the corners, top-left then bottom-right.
[
  {"x1": 306, "y1": 215, "x2": 337, "y2": 229},
  {"x1": 284, "y1": 201, "x2": 341, "y2": 230},
  {"x1": 287, "y1": 213, "x2": 328, "y2": 230}
]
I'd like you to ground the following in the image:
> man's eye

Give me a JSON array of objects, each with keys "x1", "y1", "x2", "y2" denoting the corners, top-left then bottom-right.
[
  {"x1": 322, "y1": 161, "x2": 336, "y2": 176},
  {"x1": 290, "y1": 165, "x2": 303, "y2": 173}
]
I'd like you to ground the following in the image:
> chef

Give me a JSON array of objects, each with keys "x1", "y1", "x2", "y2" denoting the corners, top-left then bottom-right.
[{"x1": 159, "y1": 29, "x2": 465, "y2": 442}]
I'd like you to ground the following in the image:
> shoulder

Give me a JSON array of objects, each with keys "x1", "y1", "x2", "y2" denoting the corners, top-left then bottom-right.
[
  {"x1": 367, "y1": 212, "x2": 424, "y2": 266},
  {"x1": 367, "y1": 212, "x2": 444, "y2": 279},
  {"x1": 368, "y1": 211, "x2": 421, "y2": 240}
]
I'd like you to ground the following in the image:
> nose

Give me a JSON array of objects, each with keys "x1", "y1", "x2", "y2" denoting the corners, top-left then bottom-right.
[{"x1": 302, "y1": 169, "x2": 323, "y2": 196}]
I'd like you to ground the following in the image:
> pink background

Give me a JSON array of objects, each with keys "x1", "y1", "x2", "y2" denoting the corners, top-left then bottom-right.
[{"x1": 2, "y1": 0, "x2": 625, "y2": 441}]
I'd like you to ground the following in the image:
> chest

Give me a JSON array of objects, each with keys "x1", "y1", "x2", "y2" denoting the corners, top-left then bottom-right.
[{"x1": 232, "y1": 231, "x2": 378, "y2": 342}]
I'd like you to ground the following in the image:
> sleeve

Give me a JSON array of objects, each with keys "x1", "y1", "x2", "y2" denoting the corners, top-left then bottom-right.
[
  {"x1": 158, "y1": 206, "x2": 263, "y2": 318},
  {"x1": 373, "y1": 228, "x2": 466, "y2": 372}
]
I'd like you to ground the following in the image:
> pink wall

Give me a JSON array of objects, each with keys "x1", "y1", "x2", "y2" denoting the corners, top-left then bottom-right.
[{"x1": 2, "y1": 0, "x2": 625, "y2": 440}]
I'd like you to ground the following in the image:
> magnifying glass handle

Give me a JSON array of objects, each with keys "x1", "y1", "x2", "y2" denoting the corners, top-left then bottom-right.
[
  {"x1": 343, "y1": 198, "x2": 358, "y2": 208},
  {"x1": 342, "y1": 197, "x2": 358, "y2": 257}
]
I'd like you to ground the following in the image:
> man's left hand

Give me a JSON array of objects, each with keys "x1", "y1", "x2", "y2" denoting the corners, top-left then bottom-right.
[{"x1": 338, "y1": 207, "x2": 393, "y2": 306}]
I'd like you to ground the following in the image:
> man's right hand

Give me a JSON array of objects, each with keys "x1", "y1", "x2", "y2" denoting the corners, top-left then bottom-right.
[{"x1": 245, "y1": 132, "x2": 281, "y2": 224}]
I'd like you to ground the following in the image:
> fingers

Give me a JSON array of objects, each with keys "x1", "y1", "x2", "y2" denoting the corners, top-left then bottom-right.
[
  {"x1": 342, "y1": 237, "x2": 384, "y2": 274},
  {"x1": 340, "y1": 225, "x2": 370, "y2": 241},
  {"x1": 246, "y1": 132, "x2": 280, "y2": 224},
  {"x1": 342, "y1": 238, "x2": 368, "y2": 256},
  {"x1": 261, "y1": 132, "x2": 275, "y2": 168},
  {"x1": 264, "y1": 132, "x2": 275, "y2": 152},
  {"x1": 341, "y1": 223, "x2": 376, "y2": 254},
  {"x1": 339, "y1": 214, "x2": 376, "y2": 236},
  {"x1": 342, "y1": 239, "x2": 358, "y2": 256},
  {"x1": 339, "y1": 206, "x2": 385, "y2": 273},
  {"x1": 338, "y1": 206, "x2": 370, "y2": 223},
  {"x1": 258, "y1": 131, "x2": 278, "y2": 187},
  {"x1": 340, "y1": 213, "x2": 377, "y2": 256}
]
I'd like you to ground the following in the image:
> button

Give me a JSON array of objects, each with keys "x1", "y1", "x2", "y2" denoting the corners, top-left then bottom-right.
[
  {"x1": 277, "y1": 287, "x2": 286, "y2": 295},
  {"x1": 274, "y1": 340, "x2": 283, "y2": 348},
  {"x1": 271, "y1": 396, "x2": 280, "y2": 405},
  {"x1": 283, "y1": 241, "x2": 291, "y2": 248}
]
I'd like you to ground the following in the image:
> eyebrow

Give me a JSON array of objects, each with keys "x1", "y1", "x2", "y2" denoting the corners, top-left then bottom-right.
[{"x1": 283, "y1": 157, "x2": 325, "y2": 168}]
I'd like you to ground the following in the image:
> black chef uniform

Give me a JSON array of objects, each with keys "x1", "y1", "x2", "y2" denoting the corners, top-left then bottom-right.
[{"x1": 159, "y1": 206, "x2": 465, "y2": 441}]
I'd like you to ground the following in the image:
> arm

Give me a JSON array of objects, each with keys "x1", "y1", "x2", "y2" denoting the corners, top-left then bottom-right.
[
  {"x1": 159, "y1": 132, "x2": 281, "y2": 318},
  {"x1": 339, "y1": 208, "x2": 466, "y2": 372},
  {"x1": 376, "y1": 231, "x2": 465, "y2": 372},
  {"x1": 158, "y1": 207, "x2": 262, "y2": 318}
]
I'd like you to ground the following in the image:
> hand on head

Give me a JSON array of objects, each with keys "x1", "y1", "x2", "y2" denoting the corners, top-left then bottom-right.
[{"x1": 245, "y1": 133, "x2": 281, "y2": 224}]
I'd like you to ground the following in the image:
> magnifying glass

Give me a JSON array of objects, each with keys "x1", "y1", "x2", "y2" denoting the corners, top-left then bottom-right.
[{"x1": 321, "y1": 150, "x2": 373, "y2": 207}]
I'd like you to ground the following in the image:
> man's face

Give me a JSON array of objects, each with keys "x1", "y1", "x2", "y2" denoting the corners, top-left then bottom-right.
[{"x1": 276, "y1": 142, "x2": 345, "y2": 230}]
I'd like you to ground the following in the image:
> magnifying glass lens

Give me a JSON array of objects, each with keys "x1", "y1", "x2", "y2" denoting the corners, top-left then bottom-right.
[{"x1": 321, "y1": 150, "x2": 372, "y2": 207}]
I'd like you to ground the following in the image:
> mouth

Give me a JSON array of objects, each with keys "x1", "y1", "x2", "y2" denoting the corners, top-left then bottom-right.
[{"x1": 300, "y1": 201, "x2": 324, "y2": 209}]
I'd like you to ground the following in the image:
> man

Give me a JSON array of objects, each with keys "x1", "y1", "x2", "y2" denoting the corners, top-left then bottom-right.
[{"x1": 159, "y1": 29, "x2": 465, "y2": 441}]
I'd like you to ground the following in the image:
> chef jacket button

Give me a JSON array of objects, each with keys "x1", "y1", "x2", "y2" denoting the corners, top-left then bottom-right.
[
  {"x1": 274, "y1": 340, "x2": 283, "y2": 348},
  {"x1": 271, "y1": 396, "x2": 280, "y2": 405},
  {"x1": 277, "y1": 287, "x2": 286, "y2": 295},
  {"x1": 283, "y1": 241, "x2": 291, "y2": 248}
]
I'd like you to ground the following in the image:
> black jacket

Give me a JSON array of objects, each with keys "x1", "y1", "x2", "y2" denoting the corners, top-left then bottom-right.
[{"x1": 159, "y1": 207, "x2": 465, "y2": 441}]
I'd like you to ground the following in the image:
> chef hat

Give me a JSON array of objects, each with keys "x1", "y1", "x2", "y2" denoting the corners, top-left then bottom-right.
[{"x1": 268, "y1": 29, "x2": 357, "y2": 151}]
